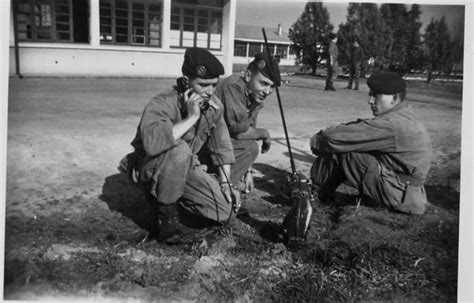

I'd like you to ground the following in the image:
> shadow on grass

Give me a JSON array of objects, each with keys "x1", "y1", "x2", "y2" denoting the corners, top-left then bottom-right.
[
  {"x1": 99, "y1": 173, "x2": 220, "y2": 231},
  {"x1": 425, "y1": 184, "x2": 460, "y2": 211},
  {"x1": 272, "y1": 137, "x2": 316, "y2": 165},
  {"x1": 251, "y1": 163, "x2": 290, "y2": 205},
  {"x1": 99, "y1": 173, "x2": 283, "y2": 245},
  {"x1": 99, "y1": 173, "x2": 158, "y2": 232}
]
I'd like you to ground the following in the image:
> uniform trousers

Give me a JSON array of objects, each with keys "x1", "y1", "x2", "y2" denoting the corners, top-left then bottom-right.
[
  {"x1": 153, "y1": 139, "x2": 258, "y2": 223},
  {"x1": 310, "y1": 152, "x2": 426, "y2": 214},
  {"x1": 325, "y1": 63, "x2": 338, "y2": 90},
  {"x1": 347, "y1": 61, "x2": 361, "y2": 89}
]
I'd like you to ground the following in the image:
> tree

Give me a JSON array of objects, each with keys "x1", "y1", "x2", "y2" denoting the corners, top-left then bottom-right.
[
  {"x1": 448, "y1": 21, "x2": 464, "y2": 76},
  {"x1": 423, "y1": 17, "x2": 451, "y2": 82},
  {"x1": 405, "y1": 4, "x2": 424, "y2": 73},
  {"x1": 380, "y1": 4, "x2": 423, "y2": 74},
  {"x1": 288, "y1": 2, "x2": 333, "y2": 74},
  {"x1": 338, "y1": 3, "x2": 392, "y2": 75},
  {"x1": 380, "y1": 3, "x2": 408, "y2": 72}
]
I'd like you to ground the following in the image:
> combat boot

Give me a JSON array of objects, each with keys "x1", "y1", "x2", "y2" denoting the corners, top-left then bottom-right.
[{"x1": 154, "y1": 203, "x2": 195, "y2": 245}]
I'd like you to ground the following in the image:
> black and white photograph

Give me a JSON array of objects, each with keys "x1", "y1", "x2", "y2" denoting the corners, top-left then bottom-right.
[{"x1": 1, "y1": 0, "x2": 472, "y2": 301}]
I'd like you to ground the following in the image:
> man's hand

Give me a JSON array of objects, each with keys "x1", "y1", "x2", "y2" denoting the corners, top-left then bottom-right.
[
  {"x1": 261, "y1": 138, "x2": 271, "y2": 154},
  {"x1": 221, "y1": 183, "x2": 241, "y2": 211},
  {"x1": 184, "y1": 88, "x2": 203, "y2": 119},
  {"x1": 310, "y1": 133, "x2": 321, "y2": 155},
  {"x1": 259, "y1": 129, "x2": 271, "y2": 153},
  {"x1": 243, "y1": 170, "x2": 254, "y2": 195}
]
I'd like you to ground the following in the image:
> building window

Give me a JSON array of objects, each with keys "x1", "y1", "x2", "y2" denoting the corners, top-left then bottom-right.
[
  {"x1": 234, "y1": 41, "x2": 246, "y2": 57},
  {"x1": 14, "y1": 0, "x2": 89, "y2": 43},
  {"x1": 248, "y1": 42, "x2": 261, "y2": 57},
  {"x1": 289, "y1": 45, "x2": 295, "y2": 56},
  {"x1": 170, "y1": 0, "x2": 223, "y2": 50},
  {"x1": 99, "y1": 0, "x2": 162, "y2": 46},
  {"x1": 276, "y1": 44, "x2": 288, "y2": 58}
]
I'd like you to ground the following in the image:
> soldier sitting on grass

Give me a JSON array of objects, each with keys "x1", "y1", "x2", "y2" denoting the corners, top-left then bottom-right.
[{"x1": 310, "y1": 71, "x2": 433, "y2": 214}]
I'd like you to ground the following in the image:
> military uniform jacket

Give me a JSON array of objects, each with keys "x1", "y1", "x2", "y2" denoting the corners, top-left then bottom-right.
[
  {"x1": 214, "y1": 74, "x2": 263, "y2": 138},
  {"x1": 311, "y1": 102, "x2": 432, "y2": 185},
  {"x1": 130, "y1": 90, "x2": 235, "y2": 183},
  {"x1": 327, "y1": 41, "x2": 338, "y2": 67},
  {"x1": 351, "y1": 47, "x2": 364, "y2": 63}
]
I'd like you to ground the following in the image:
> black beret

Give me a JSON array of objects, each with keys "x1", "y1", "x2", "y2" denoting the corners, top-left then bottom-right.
[
  {"x1": 367, "y1": 71, "x2": 406, "y2": 95},
  {"x1": 181, "y1": 47, "x2": 224, "y2": 79},
  {"x1": 249, "y1": 52, "x2": 281, "y2": 86}
]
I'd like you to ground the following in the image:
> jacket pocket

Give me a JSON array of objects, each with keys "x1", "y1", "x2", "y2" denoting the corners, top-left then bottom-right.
[{"x1": 379, "y1": 164, "x2": 406, "y2": 209}]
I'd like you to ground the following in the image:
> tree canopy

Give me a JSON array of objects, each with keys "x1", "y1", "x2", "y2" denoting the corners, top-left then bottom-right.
[
  {"x1": 288, "y1": 3, "x2": 463, "y2": 81},
  {"x1": 423, "y1": 16, "x2": 452, "y2": 82},
  {"x1": 288, "y1": 2, "x2": 333, "y2": 74},
  {"x1": 337, "y1": 3, "x2": 392, "y2": 74}
]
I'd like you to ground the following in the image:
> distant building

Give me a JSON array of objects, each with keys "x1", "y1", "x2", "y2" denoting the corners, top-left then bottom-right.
[
  {"x1": 233, "y1": 24, "x2": 295, "y2": 66},
  {"x1": 8, "y1": 0, "x2": 237, "y2": 77}
]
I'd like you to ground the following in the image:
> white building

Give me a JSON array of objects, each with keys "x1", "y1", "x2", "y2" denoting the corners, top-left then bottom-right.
[
  {"x1": 8, "y1": 0, "x2": 237, "y2": 78},
  {"x1": 233, "y1": 24, "x2": 295, "y2": 66}
]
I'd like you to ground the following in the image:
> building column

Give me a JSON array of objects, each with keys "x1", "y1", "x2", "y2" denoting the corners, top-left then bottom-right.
[
  {"x1": 162, "y1": 0, "x2": 171, "y2": 49},
  {"x1": 89, "y1": 0, "x2": 100, "y2": 47},
  {"x1": 246, "y1": 42, "x2": 249, "y2": 58},
  {"x1": 9, "y1": 3, "x2": 14, "y2": 45},
  {"x1": 221, "y1": 0, "x2": 236, "y2": 76}
]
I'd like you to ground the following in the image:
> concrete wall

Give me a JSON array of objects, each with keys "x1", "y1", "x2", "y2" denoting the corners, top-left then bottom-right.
[{"x1": 9, "y1": 45, "x2": 226, "y2": 78}]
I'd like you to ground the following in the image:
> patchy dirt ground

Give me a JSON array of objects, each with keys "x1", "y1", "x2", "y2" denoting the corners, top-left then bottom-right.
[{"x1": 4, "y1": 75, "x2": 462, "y2": 301}]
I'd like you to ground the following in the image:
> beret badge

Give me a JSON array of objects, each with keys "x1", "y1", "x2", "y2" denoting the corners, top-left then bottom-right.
[
  {"x1": 196, "y1": 65, "x2": 207, "y2": 77},
  {"x1": 257, "y1": 59, "x2": 266, "y2": 70}
]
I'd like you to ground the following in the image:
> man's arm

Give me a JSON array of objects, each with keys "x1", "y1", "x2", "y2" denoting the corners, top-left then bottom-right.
[
  {"x1": 172, "y1": 89, "x2": 203, "y2": 140},
  {"x1": 233, "y1": 126, "x2": 268, "y2": 141},
  {"x1": 234, "y1": 127, "x2": 271, "y2": 154},
  {"x1": 140, "y1": 91, "x2": 203, "y2": 156},
  {"x1": 311, "y1": 118, "x2": 395, "y2": 154},
  {"x1": 206, "y1": 105, "x2": 235, "y2": 166},
  {"x1": 217, "y1": 164, "x2": 241, "y2": 210},
  {"x1": 140, "y1": 97, "x2": 178, "y2": 156},
  {"x1": 217, "y1": 164, "x2": 232, "y2": 184}
]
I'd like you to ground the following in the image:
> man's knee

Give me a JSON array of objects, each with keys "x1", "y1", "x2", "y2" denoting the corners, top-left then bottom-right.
[
  {"x1": 310, "y1": 153, "x2": 339, "y2": 186},
  {"x1": 247, "y1": 141, "x2": 259, "y2": 161},
  {"x1": 179, "y1": 196, "x2": 233, "y2": 224},
  {"x1": 340, "y1": 152, "x2": 378, "y2": 172},
  {"x1": 168, "y1": 140, "x2": 193, "y2": 164}
]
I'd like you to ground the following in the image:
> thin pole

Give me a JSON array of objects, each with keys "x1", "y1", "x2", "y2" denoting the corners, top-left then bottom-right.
[
  {"x1": 12, "y1": 1, "x2": 23, "y2": 79},
  {"x1": 261, "y1": 28, "x2": 296, "y2": 175}
]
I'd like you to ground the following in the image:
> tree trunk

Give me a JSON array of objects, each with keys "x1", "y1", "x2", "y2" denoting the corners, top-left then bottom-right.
[{"x1": 311, "y1": 62, "x2": 317, "y2": 75}]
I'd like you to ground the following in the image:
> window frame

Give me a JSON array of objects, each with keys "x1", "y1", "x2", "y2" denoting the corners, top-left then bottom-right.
[
  {"x1": 170, "y1": 1, "x2": 223, "y2": 50},
  {"x1": 99, "y1": 0, "x2": 163, "y2": 47},
  {"x1": 233, "y1": 41, "x2": 247, "y2": 57},
  {"x1": 15, "y1": 0, "x2": 74, "y2": 42},
  {"x1": 248, "y1": 42, "x2": 262, "y2": 57},
  {"x1": 276, "y1": 44, "x2": 288, "y2": 58}
]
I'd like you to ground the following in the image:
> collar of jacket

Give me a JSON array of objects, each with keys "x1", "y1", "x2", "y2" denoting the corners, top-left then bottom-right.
[{"x1": 377, "y1": 101, "x2": 408, "y2": 118}]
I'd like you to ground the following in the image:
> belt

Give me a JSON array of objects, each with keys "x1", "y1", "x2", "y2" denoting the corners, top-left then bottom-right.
[{"x1": 397, "y1": 174, "x2": 424, "y2": 187}]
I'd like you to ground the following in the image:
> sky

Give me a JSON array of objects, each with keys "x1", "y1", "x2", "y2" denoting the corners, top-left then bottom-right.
[{"x1": 236, "y1": 0, "x2": 466, "y2": 35}]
